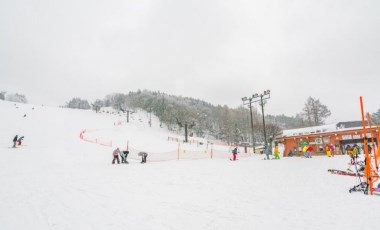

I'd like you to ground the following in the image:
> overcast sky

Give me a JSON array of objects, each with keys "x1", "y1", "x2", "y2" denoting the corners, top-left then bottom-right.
[{"x1": 1, "y1": 0, "x2": 379, "y2": 123}]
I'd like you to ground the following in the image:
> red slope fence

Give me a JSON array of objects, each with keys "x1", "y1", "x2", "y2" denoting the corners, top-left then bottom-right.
[
  {"x1": 80, "y1": 130, "x2": 253, "y2": 161},
  {"x1": 125, "y1": 139, "x2": 253, "y2": 162},
  {"x1": 79, "y1": 130, "x2": 112, "y2": 147}
]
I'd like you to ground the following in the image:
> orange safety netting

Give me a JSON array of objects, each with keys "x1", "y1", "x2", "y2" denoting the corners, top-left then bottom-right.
[{"x1": 79, "y1": 130, "x2": 112, "y2": 147}]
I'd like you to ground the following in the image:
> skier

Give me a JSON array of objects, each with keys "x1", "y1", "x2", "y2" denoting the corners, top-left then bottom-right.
[
  {"x1": 17, "y1": 136, "x2": 24, "y2": 146},
  {"x1": 346, "y1": 145, "x2": 357, "y2": 172},
  {"x1": 12, "y1": 135, "x2": 18, "y2": 148},
  {"x1": 264, "y1": 143, "x2": 274, "y2": 160},
  {"x1": 302, "y1": 145, "x2": 308, "y2": 158},
  {"x1": 138, "y1": 152, "x2": 148, "y2": 163},
  {"x1": 330, "y1": 144, "x2": 335, "y2": 157},
  {"x1": 346, "y1": 145, "x2": 355, "y2": 164},
  {"x1": 273, "y1": 145, "x2": 280, "y2": 159},
  {"x1": 121, "y1": 150, "x2": 129, "y2": 164},
  {"x1": 325, "y1": 145, "x2": 332, "y2": 157},
  {"x1": 306, "y1": 145, "x2": 313, "y2": 158},
  {"x1": 231, "y1": 147, "x2": 238, "y2": 161},
  {"x1": 112, "y1": 147, "x2": 121, "y2": 164}
]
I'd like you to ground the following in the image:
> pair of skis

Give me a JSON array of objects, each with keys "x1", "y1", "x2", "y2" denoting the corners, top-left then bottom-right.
[{"x1": 327, "y1": 169, "x2": 363, "y2": 177}]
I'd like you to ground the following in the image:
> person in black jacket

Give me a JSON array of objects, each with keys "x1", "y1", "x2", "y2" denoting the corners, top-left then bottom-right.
[
  {"x1": 121, "y1": 150, "x2": 129, "y2": 164},
  {"x1": 12, "y1": 135, "x2": 18, "y2": 148},
  {"x1": 138, "y1": 152, "x2": 148, "y2": 163}
]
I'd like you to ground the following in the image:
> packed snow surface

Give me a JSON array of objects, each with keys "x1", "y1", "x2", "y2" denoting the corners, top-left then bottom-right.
[{"x1": 1, "y1": 101, "x2": 379, "y2": 230}]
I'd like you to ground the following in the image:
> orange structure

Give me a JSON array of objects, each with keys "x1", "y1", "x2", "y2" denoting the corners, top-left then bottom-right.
[{"x1": 278, "y1": 126, "x2": 379, "y2": 157}]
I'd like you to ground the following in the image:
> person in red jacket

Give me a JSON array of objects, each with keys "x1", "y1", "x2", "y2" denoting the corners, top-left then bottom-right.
[
  {"x1": 306, "y1": 145, "x2": 314, "y2": 158},
  {"x1": 231, "y1": 147, "x2": 238, "y2": 161},
  {"x1": 17, "y1": 136, "x2": 24, "y2": 146}
]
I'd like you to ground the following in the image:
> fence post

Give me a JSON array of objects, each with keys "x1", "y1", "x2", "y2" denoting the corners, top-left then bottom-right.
[
  {"x1": 211, "y1": 143, "x2": 213, "y2": 159},
  {"x1": 178, "y1": 143, "x2": 180, "y2": 160}
]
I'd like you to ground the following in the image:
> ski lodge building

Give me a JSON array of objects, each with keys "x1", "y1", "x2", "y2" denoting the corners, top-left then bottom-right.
[{"x1": 276, "y1": 121, "x2": 379, "y2": 157}]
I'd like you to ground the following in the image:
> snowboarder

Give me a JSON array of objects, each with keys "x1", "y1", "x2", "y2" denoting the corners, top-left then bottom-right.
[
  {"x1": 121, "y1": 150, "x2": 129, "y2": 164},
  {"x1": 12, "y1": 135, "x2": 18, "y2": 148},
  {"x1": 138, "y1": 152, "x2": 148, "y2": 163},
  {"x1": 17, "y1": 136, "x2": 24, "y2": 146},
  {"x1": 231, "y1": 147, "x2": 238, "y2": 161},
  {"x1": 112, "y1": 147, "x2": 121, "y2": 164}
]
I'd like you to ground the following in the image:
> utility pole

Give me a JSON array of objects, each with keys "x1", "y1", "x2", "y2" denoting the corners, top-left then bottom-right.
[
  {"x1": 123, "y1": 109, "x2": 134, "y2": 123},
  {"x1": 242, "y1": 96, "x2": 256, "y2": 153},
  {"x1": 149, "y1": 109, "x2": 152, "y2": 127}
]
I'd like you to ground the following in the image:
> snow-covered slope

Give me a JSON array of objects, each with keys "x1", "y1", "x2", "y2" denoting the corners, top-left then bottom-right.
[{"x1": 1, "y1": 100, "x2": 379, "y2": 230}]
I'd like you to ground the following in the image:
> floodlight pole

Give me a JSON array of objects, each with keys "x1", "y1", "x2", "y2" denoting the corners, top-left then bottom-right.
[
  {"x1": 260, "y1": 94, "x2": 267, "y2": 145},
  {"x1": 251, "y1": 90, "x2": 271, "y2": 146},
  {"x1": 242, "y1": 97, "x2": 256, "y2": 153}
]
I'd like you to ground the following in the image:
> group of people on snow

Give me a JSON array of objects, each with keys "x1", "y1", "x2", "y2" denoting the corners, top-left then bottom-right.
[{"x1": 112, "y1": 147, "x2": 148, "y2": 164}]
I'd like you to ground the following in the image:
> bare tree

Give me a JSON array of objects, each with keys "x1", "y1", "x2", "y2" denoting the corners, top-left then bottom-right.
[
  {"x1": 0, "y1": 91, "x2": 6, "y2": 100},
  {"x1": 91, "y1": 99, "x2": 103, "y2": 113},
  {"x1": 371, "y1": 109, "x2": 380, "y2": 125},
  {"x1": 302, "y1": 97, "x2": 331, "y2": 126},
  {"x1": 265, "y1": 123, "x2": 283, "y2": 139}
]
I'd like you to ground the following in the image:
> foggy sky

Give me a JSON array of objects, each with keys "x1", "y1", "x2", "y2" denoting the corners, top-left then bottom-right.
[{"x1": 1, "y1": 0, "x2": 379, "y2": 123}]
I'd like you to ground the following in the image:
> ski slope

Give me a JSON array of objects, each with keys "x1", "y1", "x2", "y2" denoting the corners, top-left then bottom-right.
[{"x1": 1, "y1": 100, "x2": 379, "y2": 230}]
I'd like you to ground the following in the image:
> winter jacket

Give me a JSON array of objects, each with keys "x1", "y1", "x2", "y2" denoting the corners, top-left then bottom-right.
[{"x1": 113, "y1": 148, "x2": 121, "y2": 156}]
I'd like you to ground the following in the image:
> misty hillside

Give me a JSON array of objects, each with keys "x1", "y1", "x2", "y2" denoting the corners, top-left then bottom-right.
[{"x1": 66, "y1": 90, "x2": 306, "y2": 145}]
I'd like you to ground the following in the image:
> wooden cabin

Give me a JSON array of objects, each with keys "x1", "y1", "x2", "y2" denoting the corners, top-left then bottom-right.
[{"x1": 276, "y1": 125, "x2": 379, "y2": 157}]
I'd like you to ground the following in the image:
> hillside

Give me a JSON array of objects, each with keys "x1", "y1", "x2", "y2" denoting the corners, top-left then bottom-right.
[
  {"x1": 91, "y1": 90, "x2": 302, "y2": 144},
  {"x1": 1, "y1": 100, "x2": 379, "y2": 230}
]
